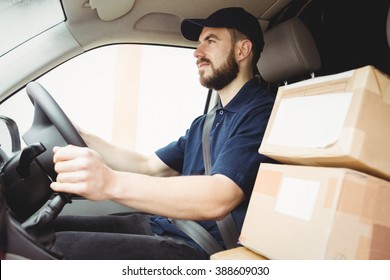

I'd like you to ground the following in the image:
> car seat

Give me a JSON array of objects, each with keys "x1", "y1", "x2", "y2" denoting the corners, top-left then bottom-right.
[{"x1": 257, "y1": 17, "x2": 322, "y2": 84}]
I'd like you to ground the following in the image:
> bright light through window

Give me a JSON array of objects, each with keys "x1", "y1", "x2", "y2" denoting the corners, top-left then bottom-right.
[
  {"x1": 0, "y1": 0, "x2": 64, "y2": 56},
  {"x1": 44, "y1": 45, "x2": 207, "y2": 154}
]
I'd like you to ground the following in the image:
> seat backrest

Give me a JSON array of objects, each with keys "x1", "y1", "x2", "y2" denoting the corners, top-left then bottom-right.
[{"x1": 258, "y1": 17, "x2": 321, "y2": 83}]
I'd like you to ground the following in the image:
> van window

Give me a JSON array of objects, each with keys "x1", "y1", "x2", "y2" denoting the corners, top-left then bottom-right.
[{"x1": 0, "y1": 45, "x2": 207, "y2": 154}]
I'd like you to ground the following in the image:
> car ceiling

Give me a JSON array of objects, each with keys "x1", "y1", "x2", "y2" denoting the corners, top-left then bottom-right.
[
  {"x1": 1, "y1": 0, "x2": 388, "y2": 100},
  {"x1": 0, "y1": 0, "x2": 292, "y2": 100},
  {"x1": 63, "y1": 0, "x2": 292, "y2": 50}
]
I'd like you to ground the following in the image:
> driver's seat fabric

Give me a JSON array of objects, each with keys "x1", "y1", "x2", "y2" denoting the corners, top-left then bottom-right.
[{"x1": 258, "y1": 17, "x2": 321, "y2": 83}]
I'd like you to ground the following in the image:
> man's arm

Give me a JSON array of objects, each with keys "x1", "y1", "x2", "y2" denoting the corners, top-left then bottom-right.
[
  {"x1": 51, "y1": 145, "x2": 244, "y2": 221},
  {"x1": 79, "y1": 128, "x2": 179, "y2": 177}
]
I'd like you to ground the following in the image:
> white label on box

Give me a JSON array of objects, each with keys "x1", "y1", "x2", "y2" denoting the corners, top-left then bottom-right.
[
  {"x1": 267, "y1": 92, "x2": 353, "y2": 148},
  {"x1": 275, "y1": 177, "x2": 320, "y2": 221}
]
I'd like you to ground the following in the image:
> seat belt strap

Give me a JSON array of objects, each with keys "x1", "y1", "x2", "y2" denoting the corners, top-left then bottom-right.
[
  {"x1": 171, "y1": 219, "x2": 223, "y2": 255},
  {"x1": 201, "y1": 106, "x2": 240, "y2": 249},
  {"x1": 201, "y1": 105, "x2": 217, "y2": 172},
  {"x1": 216, "y1": 214, "x2": 239, "y2": 249},
  {"x1": 172, "y1": 104, "x2": 239, "y2": 254},
  {"x1": 172, "y1": 107, "x2": 223, "y2": 255}
]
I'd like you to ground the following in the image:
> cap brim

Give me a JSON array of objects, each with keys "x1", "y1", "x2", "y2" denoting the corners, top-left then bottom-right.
[{"x1": 181, "y1": 19, "x2": 208, "y2": 41}]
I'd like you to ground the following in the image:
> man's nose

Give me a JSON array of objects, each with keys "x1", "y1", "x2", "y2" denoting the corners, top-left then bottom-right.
[{"x1": 193, "y1": 45, "x2": 205, "y2": 59}]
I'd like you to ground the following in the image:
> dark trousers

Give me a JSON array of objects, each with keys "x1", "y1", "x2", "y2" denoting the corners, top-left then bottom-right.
[{"x1": 53, "y1": 213, "x2": 208, "y2": 260}]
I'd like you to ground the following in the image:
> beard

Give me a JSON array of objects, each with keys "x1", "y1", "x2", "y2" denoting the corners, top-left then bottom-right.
[{"x1": 198, "y1": 48, "x2": 239, "y2": 91}]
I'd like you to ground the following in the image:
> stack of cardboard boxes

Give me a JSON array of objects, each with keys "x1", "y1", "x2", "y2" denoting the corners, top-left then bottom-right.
[{"x1": 212, "y1": 66, "x2": 390, "y2": 260}]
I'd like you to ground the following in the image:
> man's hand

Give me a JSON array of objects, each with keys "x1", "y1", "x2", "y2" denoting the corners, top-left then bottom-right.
[{"x1": 51, "y1": 145, "x2": 116, "y2": 201}]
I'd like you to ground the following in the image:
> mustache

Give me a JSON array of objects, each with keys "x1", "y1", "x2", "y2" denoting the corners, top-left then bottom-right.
[{"x1": 196, "y1": 58, "x2": 211, "y2": 66}]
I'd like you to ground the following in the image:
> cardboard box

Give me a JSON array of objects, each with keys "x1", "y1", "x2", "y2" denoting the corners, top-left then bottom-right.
[
  {"x1": 259, "y1": 66, "x2": 390, "y2": 180},
  {"x1": 239, "y1": 163, "x2": 390, "y2": 260},
  {"x1": 210, "y1": 247, "x2": 268, "y2": 260}
]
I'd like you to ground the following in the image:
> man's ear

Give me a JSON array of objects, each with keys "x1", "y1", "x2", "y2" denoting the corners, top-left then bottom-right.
[{"x1": 235, "y1": 39, "x2": 253, "y2": 62}]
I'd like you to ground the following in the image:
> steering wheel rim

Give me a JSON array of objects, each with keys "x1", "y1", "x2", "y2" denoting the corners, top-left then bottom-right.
[
  {"x1": 23, "y1": 81, "x2": 87, "y2": 182},
  {"x1": 25, "y1": 82, "x2": 86, "y2": 146}
]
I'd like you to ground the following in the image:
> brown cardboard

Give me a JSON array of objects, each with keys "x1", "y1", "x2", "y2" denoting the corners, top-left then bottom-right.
[
  {"x1": 239, "y1": 163, "x2": 390, "y2": 260},
  {"x1": 210, "y1": 247, "x2": 268, "y2": 260},
  {"x1": 259, "y1": 66, "x2": 390, "y2": 180}
]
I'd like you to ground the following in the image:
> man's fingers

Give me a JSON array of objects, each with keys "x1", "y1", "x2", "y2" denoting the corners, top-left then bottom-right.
[
  {"x1": 53, "y1": 145, "x2": 91, "y2": 163},
  {"x1": 51, "y1": 181, "x2": 85, "y2": 197}
]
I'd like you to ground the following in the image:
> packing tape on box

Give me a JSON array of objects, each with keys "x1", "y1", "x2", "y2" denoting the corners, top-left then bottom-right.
[
  {"x1": 253, "y1": 168, "x2": 281, "y2": 197},
  {"x1": 368, "y1": 224, "x2": 390, "y2": 259},
  {"x1": 341, "y1": 172, "x2": 390, "y2": 227},
  {"x1": 333, "y1": 173, "x2": 390, "y2": 259},
  {"x1": 323, "y1": 177, "x2": 339, "y2": 209}
]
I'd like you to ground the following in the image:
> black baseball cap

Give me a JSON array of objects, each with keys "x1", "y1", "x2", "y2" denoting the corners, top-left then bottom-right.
[{"x1": 181, "y1": 7, "x2": 264, "y2": 53}]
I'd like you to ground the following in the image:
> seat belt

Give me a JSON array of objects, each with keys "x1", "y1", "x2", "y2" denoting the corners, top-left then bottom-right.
[
  {"x1": 201, "y1": 105, "x2": 217, "y2": 173},
  {"x1": 171, "y1": 219, "x2": 223, "y2": 255},
  {"x1": 201, "y1": 106, "x2": 240, "y2": 250},
  {"x1": 173, "y1": 104, "x2": 239, "y2": 255}
]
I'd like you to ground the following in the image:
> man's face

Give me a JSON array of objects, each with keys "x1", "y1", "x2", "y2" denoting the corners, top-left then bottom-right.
[{"x1": 195, "y1": 27, "x2": 239, "y2": 91}]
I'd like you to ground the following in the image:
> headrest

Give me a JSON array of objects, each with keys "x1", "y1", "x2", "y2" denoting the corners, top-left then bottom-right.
[
  {"x1": 387, "y1": 6, "x2": 390, "y2": 47},
  {"x1": 258, "y1": 18, "x2": 321, "y2": 83}
]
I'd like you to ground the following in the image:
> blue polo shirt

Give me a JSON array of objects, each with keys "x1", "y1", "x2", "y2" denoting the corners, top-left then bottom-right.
[{"x1": 150, "y1": 78, "x2": 276, "y2": 252}]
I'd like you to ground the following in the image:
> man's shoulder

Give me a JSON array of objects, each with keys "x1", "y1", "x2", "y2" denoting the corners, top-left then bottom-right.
[
  {"x1": 247, "y1": 85, "x2": 275, "y2": 110},
  {"x1": 246, "y1": 78, "x2": 275, "y2": 104}
]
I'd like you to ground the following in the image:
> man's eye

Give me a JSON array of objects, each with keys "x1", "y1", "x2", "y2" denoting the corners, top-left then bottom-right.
[{"x1": 208, "y1": 39, "x2": 215, "y2": 44}]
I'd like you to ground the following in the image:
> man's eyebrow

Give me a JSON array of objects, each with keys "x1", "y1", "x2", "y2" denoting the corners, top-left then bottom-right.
[{"x1": 198, "y1": 33, "x2": 220, "y2": 44}]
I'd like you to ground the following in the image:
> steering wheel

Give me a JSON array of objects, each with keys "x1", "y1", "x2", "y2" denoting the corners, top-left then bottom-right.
[
  {"x1": 2, "y1": 81, "x2": 87, "y2": 222},
  {"x1": 23, "y1": 81, "x2": 87, "y2": 181}
]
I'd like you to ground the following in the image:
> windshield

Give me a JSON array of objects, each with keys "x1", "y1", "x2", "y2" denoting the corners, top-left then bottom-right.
[{"x1": 0, "y1": 0, "x2": 65, "y2": 56}]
